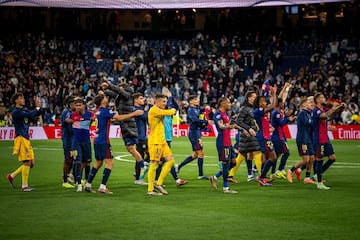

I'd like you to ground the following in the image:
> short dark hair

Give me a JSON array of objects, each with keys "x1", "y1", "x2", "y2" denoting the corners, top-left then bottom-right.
[
  {"x1": 217, "y1": 97, "x2": 228, "y2": 109},
  {"x1": 245, "y1": 91, "x2": 256, "y2": 102},
  {"x1": 254, "y1": 96, "x2": 265, "y2": 108},
  {"x1": 73, "y1": 97, "x2": 84, "y2": 104},
  {"x1": 11, "y1": 92, "x2": 24, "y2": 104},
  {"x1": 188, "y1": 95, "x2": 198, "y2": 102},
  {"x1": 66, "y1": 96, "x2": 76, "y2": 107},
  {"x1": 133, "y1": 92, "x2": 144, "y2": 100},
  {"x1": 155, "y1": 93, "x2": 167, "y2": 100},
  {"x1": 276, "y1": 98, "x2": 283, "y2": 107},
  {"x1": 94, "y1": 94, "x2": 105, "y2": 106}
]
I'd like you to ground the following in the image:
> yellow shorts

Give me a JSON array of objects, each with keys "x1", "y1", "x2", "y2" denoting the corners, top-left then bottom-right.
[
  {"x1": 148, "y1": 143, "x2": 172, "y2": 161},
  {"x1": 13, "y1": 136, "x2": 35, "y2": 162}
]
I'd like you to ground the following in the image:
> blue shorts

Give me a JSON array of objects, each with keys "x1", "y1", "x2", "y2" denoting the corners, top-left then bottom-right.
[
  {"x1": 72, "y1": 140, "x2": 92, "y2": 163},
  {"x1": 258, "y1": 139, "x2": 275, "y2": 154},
  {"x1": 123, "y1": 137, "x2": 138, "y2": 147},
  {"x1": 217, "y1": 145, "x2": 235, "y2": 162},
  {"x1": 314, "y1": 143, "x2": 335, "y2": 159},
  {"x1": 189, "y1": 137, "x2": 203, "y2": 151},
  {"x1": 136, "y1": 139, "x2": 148, "y2": 157},
  {"x1": 273, "y1": 140, "x2": 289, "y2": 155},
  {"x1": 94, "y1": 143, "x2": 113, "y2": 161},
  {"x1": 296, "y1": 141, "x2": 314, "y2": 156}
]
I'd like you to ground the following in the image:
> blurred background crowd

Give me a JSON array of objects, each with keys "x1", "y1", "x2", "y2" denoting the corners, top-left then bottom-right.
[{"x1": 0, "y1": 3, "x2": 359, "y2": 127}]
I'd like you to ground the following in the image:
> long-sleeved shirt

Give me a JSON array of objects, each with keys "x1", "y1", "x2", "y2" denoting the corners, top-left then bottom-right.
[
  {"x1": 12, "y1": 107, "x2": 40, "y2": 139},
  {"x1": 296, "y1": 109, "x2": 313, "y2": 144},
  {"x1": 148, "y1": 106, "x2": 175, "y2": 145},
  {"x1": 134, "y1": 105, "x2": 148, "y2": 141}
]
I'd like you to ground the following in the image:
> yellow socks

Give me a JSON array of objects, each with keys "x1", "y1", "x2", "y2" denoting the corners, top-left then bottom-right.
[
  {"x1": 13, "y1": 165, "x2": 23, "y2": 177},
  {"x1": 156, "y1": 160, "x2": 175, "y2": 186},
  {"x1": 147, "y1": 162, "x2": 158, "y2": 192},
  {"x1": 22, "y1": 165, "x2": 30, "y2": 188},
  {"x1": 254, "y1": 152, "x2": 262, "y2": 174},
  {"x1": 229, "y1": 154, "x2": 245, "y2": 177}
]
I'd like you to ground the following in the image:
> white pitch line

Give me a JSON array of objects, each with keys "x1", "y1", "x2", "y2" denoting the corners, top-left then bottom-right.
[
  {"x1": 21, "y1": 147, "x2": 360, "y2": 169},
  {"x1": 331, "y1": 166, "x2": 360, "y2": 168},
  {"x1": 113, "y1": 155, "x2": 360, "y2": 168},
  {"x1": 333, "y1": 162, "x2": 360, "y2": 166}
]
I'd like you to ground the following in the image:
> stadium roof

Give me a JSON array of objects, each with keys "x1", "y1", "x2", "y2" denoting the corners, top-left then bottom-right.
[{"x1": 0, "y1": 0, "x2": 351, "y2": 9}]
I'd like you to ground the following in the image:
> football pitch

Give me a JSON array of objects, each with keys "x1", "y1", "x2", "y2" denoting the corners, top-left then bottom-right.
[{"x1": 0, "y1": 137, "x2": 360, "y2": 240}]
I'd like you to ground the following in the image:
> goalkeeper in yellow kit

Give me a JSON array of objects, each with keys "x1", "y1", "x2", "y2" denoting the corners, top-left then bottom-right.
[{"x1": 147, "y1": 93, "x2": 177, "y2": 195}]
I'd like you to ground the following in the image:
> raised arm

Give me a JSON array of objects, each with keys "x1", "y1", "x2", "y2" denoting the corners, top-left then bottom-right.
[
  {"x1": 264, "y1": 86, "x2": 277, "y2": 113},
  {"x1": 319, "y1": 102, "x2": 345, "y2": 120},
  {"x1": 277, "y1": 82, "x2": 292, "y2": 102},
  {"x1": 113, "y1": 109, "x2": 144, "y2": 122}
]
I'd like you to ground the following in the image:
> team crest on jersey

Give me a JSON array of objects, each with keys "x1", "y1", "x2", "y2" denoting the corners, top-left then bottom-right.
[
  {"x1": 216, "y1": 114, "x2": 221, "y2": 120},
  {"x1": 317, "y1": 110, "x2": 321, "y2": 114},
  {"x1": 276, "y1": 113, "x2": 280, "y2": 118}
]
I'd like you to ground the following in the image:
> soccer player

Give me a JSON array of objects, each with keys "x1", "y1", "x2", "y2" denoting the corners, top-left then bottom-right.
[
  {"x1": 101, "y1": 81, "x2": 147, "y2": 180},
  {"x1": 146, "y1": 93, "x2": 179, "y2": 196},
  {"x1": 287, "y1": 97, "x2": 316, "y2": 184},
  {"x1": 209, "y1": 97, "x2": 248, "y2": 194},
  {"x1": 133, "y1": 93, "x2": 151, "y2": 185},
  {"x1": 235, "y1": 91, "x2": 263, "y2": 182},
  {"x1": 7, "y1": 93, "x2": 41, "y2": 191},
  {"x1": 60, "y1": 96, "x2": 76, "y2": 188},
  {"x1": 270, "y1": 83, "x2": 295, "y2": 179},
  {"x1": 253, "y1": 86, "x2": 278, "y2": 186},
  {"x1": 71, "y1": 97, "x2": 95, "y2": 192},
  {"x1": 270, "y1": 99, "x2": 295, "y2": 179},
  {"x1": 176, "y1": 95, "x2": 209, "y2": 179},
  {"x1": 84, "y1": 94, "x2": 144, "y2": 194},
  {"x1": 312, "y1": 92, "x2": 344, "y2": 190},
  {"x1": 155, "y1": 90, "x2": 188, "y2": 187}
]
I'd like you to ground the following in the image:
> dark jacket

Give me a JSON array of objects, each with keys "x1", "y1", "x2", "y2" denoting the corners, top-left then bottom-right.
[
  {"x1": 105, "y1": 82, "x2": 138, "y2": 138},
  {"x1": 235, "y1": 101, "x2": 260, "y2": 153}
]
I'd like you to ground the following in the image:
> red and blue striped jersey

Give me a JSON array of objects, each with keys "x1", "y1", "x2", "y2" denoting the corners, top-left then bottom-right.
[
  {"x1": 254, "y1": 108, "x2": 271, "y2": 141},
  {"x1": 94, "y1": 107, "x2": 116, "y2": 144},
  {"x1": 72, "y1": 110, "x2": 94, "y2": 142},
  {"x1": 312, "y1": 107, "x2": 329, "y2": 144},
  {"x1": 214, "y1": 110, "x2": 232, "y2": 147},
  {"x1": 271, "y1": 109, "x2": 288, "y2": 141}
]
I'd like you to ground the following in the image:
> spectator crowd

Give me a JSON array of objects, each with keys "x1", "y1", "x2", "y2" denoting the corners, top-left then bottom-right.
[{"x1": 0, "y1": 30, "x2": 359, "y2": 127}]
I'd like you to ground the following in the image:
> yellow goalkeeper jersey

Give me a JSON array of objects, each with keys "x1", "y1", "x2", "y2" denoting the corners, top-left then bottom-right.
[{"x1": 148, "y1": 106, "x2": 175, "y2": 145}]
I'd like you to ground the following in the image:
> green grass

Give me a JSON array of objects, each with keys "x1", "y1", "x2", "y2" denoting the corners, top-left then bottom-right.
[{"x1": 1, "y1": 137, "x2": 360, "y2": 240}]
